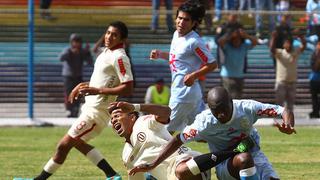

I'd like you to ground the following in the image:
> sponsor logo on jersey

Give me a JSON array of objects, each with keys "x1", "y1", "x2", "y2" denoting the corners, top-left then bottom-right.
[
  {"x1": 257, "y1": 108, "x2": 278, "y2": 117},
  {"x1": 118, "y1": 58, "x2": 126, "y2": 76},
  {"x1": 195, "y1": 47, "x2": 208, "y2": 63},
  {"x1": 137, "y1": 132, "x2": 146, "y2": 142}
]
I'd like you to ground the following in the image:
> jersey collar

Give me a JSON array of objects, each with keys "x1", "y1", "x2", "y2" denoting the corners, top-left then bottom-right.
[{"x1": 225, "y1": 101, "x2": 236, "y2": 125}]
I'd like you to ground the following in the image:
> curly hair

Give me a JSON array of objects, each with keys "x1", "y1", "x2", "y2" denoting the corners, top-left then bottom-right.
[{"x1": 176, "y1": 0, "x2": 205, "y2": 30}]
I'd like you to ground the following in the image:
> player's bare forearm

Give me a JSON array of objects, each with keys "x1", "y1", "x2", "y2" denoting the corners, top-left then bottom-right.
[
  {"x1": 99, "y1": 81, "x2": 134, "y2": 96},
  {"x1": 282, "y1": 108, "x2": 295, "y2": 127},
  {"x1": 192, "y1": 62, "x2": 217, "y2": 78},
  {"x1": 129, "y1": 134, "x2": 183, "y2": 175},
  {"x1": 140, "y1": 104, "x2": 171, "y2": 124}
]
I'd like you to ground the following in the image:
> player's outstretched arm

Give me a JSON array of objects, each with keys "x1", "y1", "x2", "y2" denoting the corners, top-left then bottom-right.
[
  {"x1": 274, "y1": 108, "x2": 296, "y2": 135},
  {"x1": 78, "y1": 81, "x2": 134, "y2": 96},
  {"x1": 129, "y1": 134, "x2": 184, "y2": 175},
  {"x1": 68, "y1": 82, "x2": 90, "y2": 103}
]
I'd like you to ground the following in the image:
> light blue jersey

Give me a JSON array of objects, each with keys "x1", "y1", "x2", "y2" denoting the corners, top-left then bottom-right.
[
  {"x1": 169, "y1": 30, "x2": 215, "y2": 103},
  {"x1": 180, "y1": 99, "x2": 284, "y2": 179},
  {"x1": 180, "y1": 99, "x2": 284, "y2": 152}
]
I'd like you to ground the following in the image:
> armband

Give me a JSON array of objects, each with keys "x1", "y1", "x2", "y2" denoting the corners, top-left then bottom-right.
[{"x1": 133, "y1": 104, "x2": 141, "y2": 112}]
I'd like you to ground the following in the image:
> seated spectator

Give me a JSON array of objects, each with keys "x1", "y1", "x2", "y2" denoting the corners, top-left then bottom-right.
[
  {"x1": 309, "y1": 40, "x2": 320, "y2": 118},
  {"x1": 145, "y1": 78, "x2": 170, "y2": 106},
  {"x1": 59, "y1": 33, "x2": 93, "y2": 117}
]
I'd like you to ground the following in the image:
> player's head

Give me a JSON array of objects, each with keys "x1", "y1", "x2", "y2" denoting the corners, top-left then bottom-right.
[
  {"x1": 109, "y1": 106, "x2": 139, "y2": 138},
  {"x1": 207, "y1": 87, "x2": 233, "y2": 124},
  {"x1": 104, "y1": 21, "x2": 128, "y2": 49},
  {"x1": 175, "y1": 0, "x2": 205, "y2": 36},
  {"x1": 69, "y1": 33, "x2": 82, "y2": 50},
  {"x1": 283, "y1": 37, "x2": 293, "y2": 52}
]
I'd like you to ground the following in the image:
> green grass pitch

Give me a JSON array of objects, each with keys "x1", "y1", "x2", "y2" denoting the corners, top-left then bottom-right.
[{"x1": 1, "y1": 126, "x2": 319, "y2": 180}]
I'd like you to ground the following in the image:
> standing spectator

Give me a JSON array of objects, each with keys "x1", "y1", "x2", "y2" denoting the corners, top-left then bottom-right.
[
  {"x1": 218, "y1": 28, "x2": 258, "y2": 99},
  {"x1": 309, "y1": 40, "x2": 320, "y2": 118},
  {"x1": 40, "y1": 0, "x2": 56, "y2": 20},
  {"x1": 145, "y1": 78, "x2": 170, "y2": 106},
  {"x1": 271, "y1": 34, "x2": 306, "y2": 112},
  {"x1": 215, "y1": 14, "x2": 243, "y2": 68},
  {"x1": 151, "y1": 0, "x2": 174, "y2": 33},
  {"x1": 306, "y1": 0, "x2": 320, "y2": 39},
  {"x1": 32, "y1": 21, "x2": 134, "y2": 180},
  {"x1": 199, "y1": 0, "x2": 213, "y2": 33},
  {"x1": 269, "y1": 14, "x2": 293, "y2": 69},
  {"x1": 60, "y1": 33, "x2": 93, "y2": 117},
  {"x1": 255, "y1": 0, "x2": 275, "y2": 37},
  {"x1": 213, "y1": 0, "x2": 236, "y2": 22},
  {"x1": 149, "y1": 0, "x2": 218, "y2": 133},
  {"x1": 275, "y1": 0, "x2": 290, "y2": 23}
]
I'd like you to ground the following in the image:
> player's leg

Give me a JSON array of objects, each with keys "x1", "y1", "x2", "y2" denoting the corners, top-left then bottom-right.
[
  {"x1": 34, "y1": 134, "x2": 78, "y2": 180},
  {"x1": 71, "y1": 112, "x2": 121, "y2": 179},
  {"x1": 228, "y1": 152, "x2": 259, "y2": 180},
  {"x1": 74, "y1": 139, "x2": 119, "y2": 178},
  {"x1": 253, "y1": 151, "x2": 279, "y2": 180}
]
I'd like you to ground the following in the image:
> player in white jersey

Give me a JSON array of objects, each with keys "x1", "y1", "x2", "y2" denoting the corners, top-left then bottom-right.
[
  {"x1": 149, "y1": 0, "x2": 218, "y2": 133},
  {"x1": 129, "y1": 87, "x2": 296, "y2": 180},
  {"x1": 108, "y1": 101, "x2": 211, "y2": 180},
  {"x1": 32, "y1": 21, "x2": 133, "y2": 180}
]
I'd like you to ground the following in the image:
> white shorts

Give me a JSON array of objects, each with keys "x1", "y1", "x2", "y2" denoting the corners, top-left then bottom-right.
[
  {"x1": 67, "y1": 105, "x2": 111, "y2": 142},
  {"x1": 167, "y1": 100, "x2": 205, "y2": 132},
  {"x1": 215, "y1": 150, "x2": 279, "y2": 180}
]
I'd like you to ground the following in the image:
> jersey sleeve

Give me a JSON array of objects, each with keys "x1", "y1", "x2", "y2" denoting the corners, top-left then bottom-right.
[
  {"x1": 113, "y1": 54, "x2": 134, "y2": 83},
  {"x1": 245, "y1": 100, "x2": 284, "y2": 123},
  {"x1": 146, "y1": 115, "x2": 165, "y2": 132},
  {"x1": 192, "y1": 39, "x2": 216, "y2": 64}
]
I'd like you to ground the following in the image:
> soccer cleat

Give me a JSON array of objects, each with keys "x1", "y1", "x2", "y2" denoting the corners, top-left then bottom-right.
[
  {"x1": 13, "y1": 178, "x2": 33, "y2": 180},
  {"x1": 233, "y1": 137, "x2": 255, "y2": 153},
  {"x1": 106, "y1": 174, "x2": 122, "y2": 180}
]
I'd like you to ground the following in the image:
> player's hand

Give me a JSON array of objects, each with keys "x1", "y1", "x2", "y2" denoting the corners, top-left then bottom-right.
[
  {"x1": 109, "y1": 101, "x2": 134, "y2": 113},
  {"x1": 150, "y1": 49, "x2": 160, "y2": 60},
  {"x1": 184, "y1": 73, "x2": 196, "y2": 86},
  {"x1": 68, "y1": 82, "x2": 89, "y2": 103},
  {"x1": 274, "y1": 121, "x2": 297, "y2": 135},
  {"x1": 128, "y1": 163, "x2": 155, "y2": 176}
]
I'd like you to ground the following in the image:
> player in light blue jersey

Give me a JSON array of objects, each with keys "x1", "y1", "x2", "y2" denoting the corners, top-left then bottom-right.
[
  {"x1": 129, "y1": 87, "x2": 296, "y2": 180},
  {"x1": 149, "y1": 0, "x2": 218, "y2": 133}
]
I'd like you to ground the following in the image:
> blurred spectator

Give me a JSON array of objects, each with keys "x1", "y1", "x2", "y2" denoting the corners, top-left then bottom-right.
[
  {"x1": 269, "y1": 14, "x2": 293, "y2": 69},
  {"x1": 306, "y1": 0, "x2": 320, "y2": 39},
  {"x1": 255, "y1": 0, "x2": 275, "y2": 37},
  {"x1": 218, "y1": 28, "x2": 257, "y2": 98},
  {"x1": 309, "y1": 40, "x2": 320, "y2": 118},
  {"x1": 275, "y1": 0, "x2": 290, "y2": 23},
  {"x1": 239, "y1": 0, "x2": 255, "y2": 18},
  {"x1": 271, "y1": 34, "x2": 306, "y2": 112},
  {"x1": 199, "y1": 0, "x2": 213, "y2": 32},
  {"x1": 151, "y1": 0, "x2": 174, "y2": 33},
  {"x1": 213, "y1": 0, "x2": 236, "y2": 22},
  {"x1": 144, "y1": 78, "x2": 170, "y2": 105},
  {"x1": 59, "y1": 33, "x2": 93, "y2": 117},
  {"x1": 40, "y1": 0, "x2": 56, "y2": 20},
  {"x1": 215, "y1": 14, "x2": 244, "y2": 69}
]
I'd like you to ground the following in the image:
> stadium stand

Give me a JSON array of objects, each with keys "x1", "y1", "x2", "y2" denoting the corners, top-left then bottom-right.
[{"x1": 0, "y1": 0, "x2": 313, "y2": 118}]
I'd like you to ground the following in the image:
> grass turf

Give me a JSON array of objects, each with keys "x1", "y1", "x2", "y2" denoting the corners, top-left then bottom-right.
[{"x1": 0, "y1": 126, "x2": 319, "y2": 180}]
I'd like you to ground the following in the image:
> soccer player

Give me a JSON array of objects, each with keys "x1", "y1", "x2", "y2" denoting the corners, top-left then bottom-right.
[
  {"x1": 129, "y1": 86, "x2": 296, "y2": 180},
  {"x1": 109, "y1": 101, "x2": 243, "y2": 180},
  {"x1": 32, "y1": 21, "x2": 134, "y2": 180},
  {"x1": 149, "y1": 0, "x2": 218, "y2": 133}
]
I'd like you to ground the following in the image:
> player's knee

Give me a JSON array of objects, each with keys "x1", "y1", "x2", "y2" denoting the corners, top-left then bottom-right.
[
  {"x1": 175, "y1": 162, "x2": 193, "y2": 180},
  {"x1": 233, "y1": 152, "x2": 254, "y2": 169}
]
